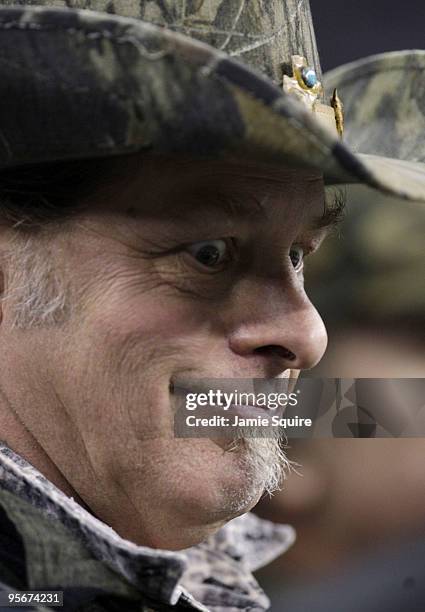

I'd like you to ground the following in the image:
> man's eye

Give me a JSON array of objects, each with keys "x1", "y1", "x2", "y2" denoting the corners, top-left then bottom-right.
[
  {"x1": 186, "y1": 239, "x2": 229, "y2": 269},
  {"x1": 289, "y1": 246, "x2": 304, "y2": 271}
]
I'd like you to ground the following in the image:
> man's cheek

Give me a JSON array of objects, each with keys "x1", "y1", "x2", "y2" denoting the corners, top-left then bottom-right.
[
  {"x1": 83, "y1": 293, "x2": 208, "y2": 396},
  {"x1": 92, "y1": 290, "x2": 209, "y2": 344}
]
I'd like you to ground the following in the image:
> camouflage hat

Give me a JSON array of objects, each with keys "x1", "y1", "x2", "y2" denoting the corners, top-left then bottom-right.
[{"x1": 0, "y1": 0, "x2": 424, "y2": 202}]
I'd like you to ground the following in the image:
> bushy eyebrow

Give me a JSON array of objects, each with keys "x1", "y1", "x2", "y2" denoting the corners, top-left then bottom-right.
[
  {"x1": 309, "y1": 187, "x2": 347, "y2": 231},
  {"x1": 222, "y1": 186, "x2": 347, "y2": 231}
]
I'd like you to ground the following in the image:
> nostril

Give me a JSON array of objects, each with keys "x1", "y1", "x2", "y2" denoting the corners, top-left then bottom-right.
[{"x1": 254, "y1": 345, "x2": 296, "y2": 361}]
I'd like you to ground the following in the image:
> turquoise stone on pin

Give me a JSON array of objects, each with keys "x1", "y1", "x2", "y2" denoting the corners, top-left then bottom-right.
[{"x1": 302, "y1": 67, "x2": 318, "y2": 88}]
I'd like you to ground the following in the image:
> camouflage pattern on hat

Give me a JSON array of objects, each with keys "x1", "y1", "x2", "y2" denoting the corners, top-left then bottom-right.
[
  {"x1": 0, "y1": 0, "x2": 322, "y2": 85},
  {"x1": 0, "y1": 3, "x2": 424, "y2": 203},
  {"x1": 325, "y1": 51, "x2": 425, "y2": 164},
  {"x1": 0, "y1": 6, "x2": 342, "y2": 169}
]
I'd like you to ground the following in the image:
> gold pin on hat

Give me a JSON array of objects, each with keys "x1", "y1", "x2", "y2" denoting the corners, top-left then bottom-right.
[{"x1": 283, "y1": 55, "x2": 343, "y2": 138}]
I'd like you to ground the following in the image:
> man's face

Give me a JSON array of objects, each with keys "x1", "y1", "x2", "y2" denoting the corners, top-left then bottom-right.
[{"x1": 6, "y1": 155, "x2": 329, "y2": 549}]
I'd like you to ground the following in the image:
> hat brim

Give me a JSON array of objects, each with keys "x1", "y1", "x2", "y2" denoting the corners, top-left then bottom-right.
[
  {"x1": 1, "y1": 7, "x2": 424, "y2": 203},
  {"x1": 324, "y1": 50, "x2": 425, "y2": 202}
]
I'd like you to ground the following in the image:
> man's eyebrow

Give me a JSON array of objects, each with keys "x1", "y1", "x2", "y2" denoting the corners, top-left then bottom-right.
[{"x1": 309, "y1": 187, "x2": 347, "y2": 231}]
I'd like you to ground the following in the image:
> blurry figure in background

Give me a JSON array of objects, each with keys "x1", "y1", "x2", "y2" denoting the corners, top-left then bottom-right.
[
  {"x1": 254, "y1": 188, "x2": 425, "y2": 610},
  {"x1": 309, "y1": 189, "x2": 425, "y2": 377}
]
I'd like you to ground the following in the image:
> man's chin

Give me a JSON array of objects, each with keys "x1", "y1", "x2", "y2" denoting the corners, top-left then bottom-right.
[
  {"x1": 211, "y1": 436, "x2": 289, "y2": 519},
  {"x1": 230, "y1": 436, "x2": 289, "y2": 495}
]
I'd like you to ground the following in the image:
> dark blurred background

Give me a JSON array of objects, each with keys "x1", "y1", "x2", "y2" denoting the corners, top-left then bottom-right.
[{"x1": 310, "y1": 0, "x2": 424, "y2": 71}]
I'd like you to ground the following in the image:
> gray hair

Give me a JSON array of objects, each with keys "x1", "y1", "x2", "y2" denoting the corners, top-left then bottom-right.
[
  {"x1": 0, "y1": 157, "x2": 118, "y2": 328},
  {"x1": 0, "y1": 155, "x2": 140, "y2": 328},
  {"x1": 1, "y1": 231, "x2": 70, "y2": 329},
  {"x1": 227, "y1": 433, "x2": 291, "y2": 496}
]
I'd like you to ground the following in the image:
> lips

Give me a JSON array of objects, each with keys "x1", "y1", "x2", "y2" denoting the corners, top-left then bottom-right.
[{"x1": 171, "y1": 379, "x2": 286, "y2": 420}]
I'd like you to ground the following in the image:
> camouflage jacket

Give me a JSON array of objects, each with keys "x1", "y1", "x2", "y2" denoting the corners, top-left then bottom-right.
[{"x1": 0, "y1": 443, "x2": 294, "y2": 612}]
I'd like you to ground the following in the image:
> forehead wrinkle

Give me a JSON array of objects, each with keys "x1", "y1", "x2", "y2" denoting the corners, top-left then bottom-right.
[
  {"x1": 112, "y1": 162, "x2": 325, "y2": 241},
  {"x1": 133, "y1": 185, "x2": 268, "y2": 225},
  {"x1": 160, "y1": 181, "x2": 324, "y2": 234},
  {"x1": 160, "y1": 159, "x2": 322, "y2": 201},
  {"x1": 116, "y1": 155, "x2": 324, "y2": 216}
]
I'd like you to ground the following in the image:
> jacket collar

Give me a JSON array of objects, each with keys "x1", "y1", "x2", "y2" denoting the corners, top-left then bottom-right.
[{"x1": 0, "y1": 443, "x2": 294, "y2": 610}]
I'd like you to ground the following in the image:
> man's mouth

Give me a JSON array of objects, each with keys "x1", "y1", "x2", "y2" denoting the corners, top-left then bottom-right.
[{"x1": 170, "y1": 378, "x2": 288, "y2": 417}]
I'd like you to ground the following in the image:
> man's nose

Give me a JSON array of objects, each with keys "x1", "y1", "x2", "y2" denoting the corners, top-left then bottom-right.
[{"x1": 228, "y1": 282, "x2": 328, "y2": 371}]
